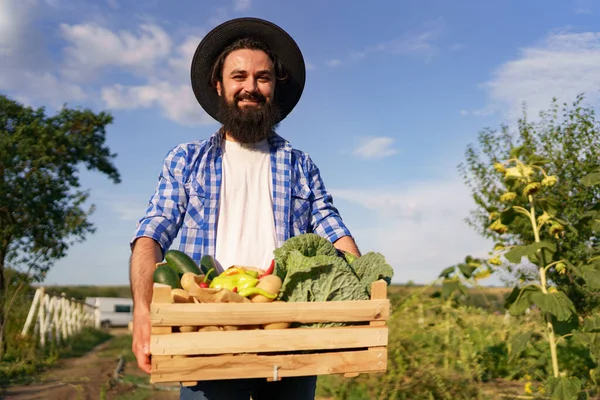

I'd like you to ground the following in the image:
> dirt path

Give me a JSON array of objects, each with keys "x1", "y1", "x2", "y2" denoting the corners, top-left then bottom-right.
[
  {"x1": 0, "y1": 329, "x2": 178, "y2": 400},
  {"x1": 2, "y1": 339, "x2": 119, "y2": 400}
]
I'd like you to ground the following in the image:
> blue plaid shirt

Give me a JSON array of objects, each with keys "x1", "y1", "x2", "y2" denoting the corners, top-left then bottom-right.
[{"x1": 131, "y1": 130, "x2": 352, "y2": 263}]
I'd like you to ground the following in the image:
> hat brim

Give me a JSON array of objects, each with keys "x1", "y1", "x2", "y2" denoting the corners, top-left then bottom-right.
[{"x1": 191, "y1": 17, "x2": 306, "y2": 124}]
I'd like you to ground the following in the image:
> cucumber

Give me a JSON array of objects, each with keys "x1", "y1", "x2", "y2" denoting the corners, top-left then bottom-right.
[
  {"x1": 153, "y1": 265, "x2": 181, "y2": 289},
  {"x1": 200, "y1": 255, "x2": 218, "y2": 279},
  {"x1": 165, "y1": 250, "x2": 202, "y2": 275}
]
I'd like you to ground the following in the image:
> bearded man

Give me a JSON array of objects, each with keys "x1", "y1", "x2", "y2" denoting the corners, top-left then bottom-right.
[{"x1": 128, "y1": 17, "x2": 361, "y2": 400}]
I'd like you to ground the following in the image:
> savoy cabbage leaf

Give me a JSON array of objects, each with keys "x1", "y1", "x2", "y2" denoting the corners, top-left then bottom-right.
[{"x1": 351, "y1": 252, "x2": 395, "y2": 296}]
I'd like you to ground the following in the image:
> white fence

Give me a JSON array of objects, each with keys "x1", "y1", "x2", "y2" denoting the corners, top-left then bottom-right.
[{"x1": 21, "y1": 287, "x2": 100, "y2": 346}]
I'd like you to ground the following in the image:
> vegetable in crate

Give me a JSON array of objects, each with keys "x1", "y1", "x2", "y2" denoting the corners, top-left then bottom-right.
[
  {"x1": 209, "y1": 266, "x2": 278, "y2": 300},
  {"x1": 153, "y1": 265, "x2": 181, "y2": 289},
  {"x1": 165, "y1": 249, "x2": 202, "y2": 275},
  {"x1": 272, "y1": 233, "x2": 394, "y2": 327}
]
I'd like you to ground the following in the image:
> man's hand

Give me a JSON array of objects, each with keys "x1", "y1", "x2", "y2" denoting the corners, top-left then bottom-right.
[
  {"x1": 333, "y1": 235, "x2": 361, "y2": 259},
  {"x1": 132, "y1": 308, "x2": 152, "y2": 374},
  {"x1": 129, "y1": 237, "x2": 163, "y2": 375}
]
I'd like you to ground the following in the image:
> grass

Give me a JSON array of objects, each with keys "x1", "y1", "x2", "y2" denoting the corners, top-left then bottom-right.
[
  {"x1": 2, "y1": 282, "x2": 596, "y2": 399},
  {"x1": 0, "y1": 327, "x2": 112, "y2": 386},
  {"x1": 316, "y1": 289, "x2": 597, "y2": 400}
]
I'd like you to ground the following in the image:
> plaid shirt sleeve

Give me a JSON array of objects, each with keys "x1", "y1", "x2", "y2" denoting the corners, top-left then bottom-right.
[
  {"x1": 131, "y1": 145, "x2": 189, "y2": 255},
  {"x1": 305, "y1": 155, "x2": 352, "y2": 243}
]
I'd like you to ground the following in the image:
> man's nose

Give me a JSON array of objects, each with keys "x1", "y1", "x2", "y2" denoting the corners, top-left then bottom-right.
[{"x1": 241, "y1": 78, "x2": 258, "y2": 93}]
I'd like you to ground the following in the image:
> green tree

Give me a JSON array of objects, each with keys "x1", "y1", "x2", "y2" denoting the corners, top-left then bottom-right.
[
  {"x1": 458, "y1": 94, "x2": 600, "y2": 315},
  {"x1": 0, "y1": 94, "x2": 120, "y2": 360}
]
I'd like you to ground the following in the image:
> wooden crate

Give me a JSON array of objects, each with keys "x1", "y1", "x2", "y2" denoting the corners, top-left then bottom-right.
[{"x1": 149, "y1": 279, "x2": 390, "y2": 385}]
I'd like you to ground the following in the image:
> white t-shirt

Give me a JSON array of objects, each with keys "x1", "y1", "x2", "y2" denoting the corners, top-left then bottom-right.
[{"x1": 214, "y1": 138, "x2": 278, "y2": 272}]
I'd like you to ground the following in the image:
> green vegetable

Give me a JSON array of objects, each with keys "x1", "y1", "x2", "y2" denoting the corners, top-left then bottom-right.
[
  {"x1": 238, "y1": 287, "x2": 277, "y2": 299},
  {"x1": 200, "y1": 255, "x2": 218, "y2": 279},
  {"x1": 165, "y1": 250, "x2": 202, "y2": 275},
  {"x1": 273, "y1": 233, "x2": 338, "y2": 280},
  {"x1": 209, "y1": 272, "x2": 258, "y2": 292},
  {"x1": 350, "y1": 252, "x2": 394, "y2": 296},
  {"x1": 273, "y1": 233, "x2": 395, "y2": 327},
  {"x1": 153, "y1": 265, "x2": 181, "y2": 289}
]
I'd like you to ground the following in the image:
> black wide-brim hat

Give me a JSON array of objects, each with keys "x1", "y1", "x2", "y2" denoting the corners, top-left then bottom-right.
[{"x1": 190, "y1": 17, "x2": 306, "y2": 124}]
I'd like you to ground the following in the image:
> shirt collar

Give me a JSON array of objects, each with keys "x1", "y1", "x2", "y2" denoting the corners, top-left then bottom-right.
[{"x1": 207, "y1": 128, "x2": 291, "y2": 151}]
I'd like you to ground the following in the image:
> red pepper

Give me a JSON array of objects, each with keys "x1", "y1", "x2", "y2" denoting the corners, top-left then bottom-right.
[
  {"x1": 259, "y1": 259, "x2": 275, "y2": 279},
  {"x1": 232, "y1": 287, "x2": 238, "y2": 293},
  {"x1": 198, "y1": 282, "x2": 209, "y2": 288}
]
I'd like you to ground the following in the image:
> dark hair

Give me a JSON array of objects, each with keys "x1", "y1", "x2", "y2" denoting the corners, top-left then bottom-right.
[{"x1": 210, "y1": 37, "x2": 288, "y2": 88}]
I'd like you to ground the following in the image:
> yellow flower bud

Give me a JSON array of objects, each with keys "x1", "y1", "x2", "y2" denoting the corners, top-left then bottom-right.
[
  {"x1": 500, "y1": 192, "x2": 517, "y2": 203},
  {"x1": 555, "y1": 262, "x2": 566, "y2": 274},
  {"x1": 542, "y1": 175, "x2": 557, "y2": 187},
  {"x1": 488, "y1": 219, "x2": 508, "y2": 234},
  {"x1": 548, "y1": 287, "x2": 558, "y2": 293},
  {"x1": 493, "y1": 244, "x2": 505, "y2": 251},
  {"x1": 548, "y1": 223, "x2": 564, "y2": 238},
  {"x1": 523, "y1": 182, "x2": 541, "y2": 196},
  {"x1": 488, "y1": 257, "x2": 502, "y2": 266},
  {"x1": 494, "y1": 163, "x2": 506, "y2": 173},
  {"x1": 474, "y1": 270, "x2": 492, "y2": 280},
  {"x1": 537, "y1": 212, "x2": 551, "y2": 226}
]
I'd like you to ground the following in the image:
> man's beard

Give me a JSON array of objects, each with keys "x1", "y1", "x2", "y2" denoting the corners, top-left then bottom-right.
[{"x1": 216, "y1": 90, "x2": 281, "y2": 144}]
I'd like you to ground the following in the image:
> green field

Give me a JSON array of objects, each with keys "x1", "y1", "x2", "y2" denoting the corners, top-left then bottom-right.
[{"x1": 2, "y1": 283, "x2": 596, "y2": 399}]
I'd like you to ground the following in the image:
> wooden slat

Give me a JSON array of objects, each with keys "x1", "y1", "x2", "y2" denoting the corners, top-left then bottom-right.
[
  {"x1": 370, "y1": 280, "x2": 388, "y2": 327},
  {"x1": 150, "y1": 299, "x2": 389, "y2": 326},
  {"x1": 151, "y1": 326, "x2": 387, "y2": 356},
  {"x1": 150, "y1": 348, "x2": 387, "y2": 383}
]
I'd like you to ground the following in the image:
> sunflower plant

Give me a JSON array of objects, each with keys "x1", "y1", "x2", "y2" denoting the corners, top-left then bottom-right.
[{"x1": 484, "y1": 152, "x2": 600, "y2": 399}]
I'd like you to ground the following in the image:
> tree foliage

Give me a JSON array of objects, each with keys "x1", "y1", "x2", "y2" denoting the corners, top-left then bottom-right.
[
  {"x1": 0, "y1": 93, "x2": 120, "y2": 359},
  {"x1": 458, "y1": 94, "x2": 600, "y2": 314}
]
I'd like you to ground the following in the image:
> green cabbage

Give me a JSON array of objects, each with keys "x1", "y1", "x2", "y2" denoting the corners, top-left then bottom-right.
[{"x1": 273, "y1": 233, "x2": 394, "y2": 303}]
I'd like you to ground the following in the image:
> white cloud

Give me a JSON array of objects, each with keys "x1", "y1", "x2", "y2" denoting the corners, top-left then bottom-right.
[
  {"x1": 102, "y1": 81, "x2": 214, "y2": 126},
  {"x1": 0, "y1": 0, "x2": 87, "y2": 106},
  {"x1": 233, "y1": 0, "x2": 251, "y2": 12},
  {"x1": 60, "y1": 22, "x2": 172, "y2": 80},
  {"x1": 99, "y1": 32, "x2": 213, "y2": 126},
  {"x1": 6, "y1": 72, "x2": 87, "y2": 105},
  {"x1": 326, "y1": 59, "x2": 342, "y2": 67},
  {"x1": 352, "y1": 137, "x2": 398, "y2": 159},
  {"x1": 478, "y1": 30, "x2": 600, "y2": 121},
  {"x1": 331, "y1": 181, "x2": 494, "y2": 284},
  {"x1": 0, "y1": 0, "x2": 35, "y2": 56}
]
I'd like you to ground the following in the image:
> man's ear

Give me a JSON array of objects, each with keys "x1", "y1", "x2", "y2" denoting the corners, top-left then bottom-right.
[{"x1": 216, "y1": 81, "x2": 222, "y2": 96}]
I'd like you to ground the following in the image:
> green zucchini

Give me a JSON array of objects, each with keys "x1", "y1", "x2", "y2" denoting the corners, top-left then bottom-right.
[
  {"x1": 153, "y1": 265, "x2": 181, "y2": 289},
  {"x1": 200, "y1": 255, "x2": 218, "y2": 280},
  {"x1": 165, "y1": 250, "x2": 202, "y2": 275}
]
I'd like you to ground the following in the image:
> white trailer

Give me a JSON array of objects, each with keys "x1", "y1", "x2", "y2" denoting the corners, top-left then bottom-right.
[{"x1": 85, "y1": 297, "x2": 133, "y2": 328}]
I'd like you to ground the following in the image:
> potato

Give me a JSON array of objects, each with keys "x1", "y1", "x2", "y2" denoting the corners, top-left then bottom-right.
[
  {"x1": 180, "y1": 272, "x2": 205, "y2": 291},
  {"x1": 179, "y1": 325, "x2": 198, "y2": 332},
  {"x1": 171, "y1": 288, "x2": 193, "y2": 303},
  {"x1": 222, "y1": 325, "x2": 239, "y2": 331},
  {"x1": 250, "y1": 275, "x2": 283, "y2": 303},
  {"x1": 262, "y1": 322, "x2": 291, "y2": 330},
  {"x1": 198, "y1": 326, "x2": 221, "y2": 332}
]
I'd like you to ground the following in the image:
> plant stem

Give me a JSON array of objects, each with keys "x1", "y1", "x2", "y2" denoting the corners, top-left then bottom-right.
[
  {"x1": 528, "y1": 194, "x2": 560, "y2": 378},
  {"x1": 444, "y1": 298, "x2": 451, "y2": 371}
]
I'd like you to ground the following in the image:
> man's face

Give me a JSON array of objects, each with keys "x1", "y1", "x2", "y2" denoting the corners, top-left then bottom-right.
[
  {"x1": 216, "y1": 48, "x2": 276, "y2": 110},
  {"x1": 215, "y1": 48, "x2": 281, "y2": 143}
]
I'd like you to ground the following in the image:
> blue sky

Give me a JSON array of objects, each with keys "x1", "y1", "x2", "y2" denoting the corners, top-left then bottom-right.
[{"x1": 2, "y1": 0, "x2": 600, "y2": 286}]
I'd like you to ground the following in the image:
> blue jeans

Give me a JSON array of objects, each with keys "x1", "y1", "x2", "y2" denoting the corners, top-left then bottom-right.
[{"x1": 179, "y1": 376, "x2": 317, "y2": 400}]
